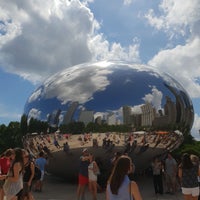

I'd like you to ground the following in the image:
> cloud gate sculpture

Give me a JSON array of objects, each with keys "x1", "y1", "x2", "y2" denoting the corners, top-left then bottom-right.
[{"x1": 23, "y1": 61, "x2": 194, "y2": 180}]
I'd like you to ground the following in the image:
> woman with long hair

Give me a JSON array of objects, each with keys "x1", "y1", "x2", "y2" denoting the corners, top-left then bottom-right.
[
  {"x1": 88, "y1": 153, "x2": 99, "y2": 200},
  {"x1": 3, "y1": 148, "x2": 24, "y2": 200},
  {"x1": 22, "y1": 150, "x2": 35, "y2": 200},
  {"x1": 106, "y1": 155, "x2": 142, "y2": 200},
  {"x1": 178, "y1": 153, "x2": 200, "y2": 200}
]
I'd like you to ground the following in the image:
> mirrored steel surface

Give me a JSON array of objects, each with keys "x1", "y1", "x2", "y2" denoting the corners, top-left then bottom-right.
[{"x1": 23, "y1": 61, "x2": 194, "y2": 179}]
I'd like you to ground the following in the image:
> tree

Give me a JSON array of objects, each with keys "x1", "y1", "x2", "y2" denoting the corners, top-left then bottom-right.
[
  {"x1": 0, "y1": 122, "x2": 23, "y2": 153},
  {"x1": 20, "y1": 114, "x2": 28, "y2": 136}
]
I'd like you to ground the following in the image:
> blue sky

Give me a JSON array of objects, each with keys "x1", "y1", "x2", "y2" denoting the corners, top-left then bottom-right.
[{"x1": 0, "y1": 0, "x2": 200, "y2": 139}]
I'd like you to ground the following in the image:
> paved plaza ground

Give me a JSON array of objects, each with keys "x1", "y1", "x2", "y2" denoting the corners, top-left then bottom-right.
[{"x1": 33, "y1": 174, "x2": 183, "y2": 200}]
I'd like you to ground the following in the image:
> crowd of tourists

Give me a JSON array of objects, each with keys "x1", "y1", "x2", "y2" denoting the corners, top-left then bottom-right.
[
  {"x1": 0, "y1": 148, "x2": 47, "y2": 200},
  {"x1": 0, "y1": 144, "x2": 199, "y2": 200},
  {"x1": 77, "y1": 150, "x2": 200, "y2": 200}
]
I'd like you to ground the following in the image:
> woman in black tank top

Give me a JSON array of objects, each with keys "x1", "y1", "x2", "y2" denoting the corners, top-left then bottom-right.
[{"x1": 22, "y1": 151, "x2": 35, "y2": 200}]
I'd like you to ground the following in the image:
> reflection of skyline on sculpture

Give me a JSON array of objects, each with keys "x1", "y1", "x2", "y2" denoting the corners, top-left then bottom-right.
[
  {"x1": 23, "y1": 61, "x2": 194, "y2": 179},
  {"x1": 24, "y1": 61, "x2": 194, "y2": 132}
]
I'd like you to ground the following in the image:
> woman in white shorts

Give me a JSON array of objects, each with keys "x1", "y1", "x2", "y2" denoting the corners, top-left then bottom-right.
[{"x1": 178, "y1": 153, "x2": 200, "y2": 200}]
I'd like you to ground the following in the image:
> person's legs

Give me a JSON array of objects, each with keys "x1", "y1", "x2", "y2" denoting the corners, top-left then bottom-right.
[
  {"x1": 183, "y1": 194, "x2": 192, "y2": 200},
  {"x1": 10, "y1": 196, "x2": 17, "y2": 200},
  {"x1": 28, "y1": 189, "x2": 35, "y2": 200},
  {"x1": 158, "y1": 175, "x2": 163, "y2": 194},
  {"x1": 38, "y1": 170, "x2": 45, "y2": 192},
  {"x1": 88, "y1": 181, "x2": 92, "y2": 195},
  {"x1": 191, "y1": 187, "x2": 199, "y2": 200},
  {"x1": 0, "y1": 181, "x2": 5, "y2": 200},
  {"x1": 77, "y1": 184, "x2": 85, "y2": 200},
  {"x1": 22, "y1": 182, "x2": 29, "y2": 200},
  {"x1": 165, "y1": 174, "x2": 171, "y2": 193},
  {"x1": 33, "y1": 180, "x2": 40, "y2": 191},
  {"x1": 34, "y1": 180, "x2": 42, "y2": 191},
  {"x1": 90, "y1": 181, "x2": 97, "y2": 200},
  {"x1": 81, "y1": 185, "x2": 87, "y2": 200},
  {"x1": 153, "y1": 175, "x2": 158, "y2": 194},
  {"x1": 0, "y1": 188, "x2": 4, "y2": 200},
  {"x1": 171, "y1": 175, "x2": 177, "y2": 193},
  {"x1": 16, "y1": 189, "x2": 23, "y2": 200},
  {"x1": 77, "y1": 181, "x2": 87, "y2": 200},
  {"x1": 93, "y1": 181, "x2": 97, "y2": 200},
  {"x1": 77, "y1": 174, "x2": 88, "y2": 200}
]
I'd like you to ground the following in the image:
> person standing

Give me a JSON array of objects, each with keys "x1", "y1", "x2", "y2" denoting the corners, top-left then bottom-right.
[
  {"x1": 77, "y1": 149, "x2": 90, "y2": 200},
  {"x1": 106, "y1": 155, "x2": 142, "y2": 200},
  {"x1": 178, "y1": 153, "x2": 200, "y2": 200},
  {"x1": 88, "y1": 154, "x2": 99, "y2": 200},
  {"x1": 34, "y1": 151, "x2": 47, "y2": 192},
  {"x1": 190, "y1": 155, "x2": 200, "y2": 200},
  {"x1": 151, "y1": 157, "x2": 163, "y2": 195},
  {"x1": 164, "y1": 153, "x2": 177, "y2": 194},
  {"x1": 0, "y1": 149, "x2": 15, "y2": 200},
  {"x1": 3, "y1": 148, "x2": 24, "y2": 200},
  {"x1": 22, "y1": 150, "x2": 35, "y2": 200}
]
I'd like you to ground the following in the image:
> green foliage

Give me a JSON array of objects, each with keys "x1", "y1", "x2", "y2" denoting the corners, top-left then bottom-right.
[
  {"x1": 28, "y1": 117, "x2": 48, "y2": 134},
  {"x1": 173, "y1": 141, "x2": 200, "y2": 157},
  {"x1": 0, "y1": 122, "x2": 23, "y2": 153},
  {"x1": 20, "y1": 114, "x2": 28, "y2": 136},
  {"x1": 0, "y1": 116, "x2": 199, "y2": 159}
]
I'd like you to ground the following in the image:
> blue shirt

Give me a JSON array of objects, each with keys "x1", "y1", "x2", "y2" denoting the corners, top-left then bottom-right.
[
  {"x1": 35, "y1": 157, "x2": 47, "y2": 171},
  {"x1": 79, "y1": 156, "x2": 89, "y2": 177},
  {"x1": 107, "y1": 175, "x2": 133, "y2": 200}
]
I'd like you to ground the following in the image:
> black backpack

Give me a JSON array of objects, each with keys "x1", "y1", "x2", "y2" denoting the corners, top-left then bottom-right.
[{"x1": 33, "y1": 165, "x2": 41, "y2": 181}]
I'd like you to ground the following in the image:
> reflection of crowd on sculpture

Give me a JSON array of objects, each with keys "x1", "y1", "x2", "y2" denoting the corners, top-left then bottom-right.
[
  {"x1": 22, "y1": 130, "x2": 183, "y2": 162},
  {"x1": 123, "y1": 131, "x2": 183, "y2": 156},
  {"x1": 21, "y1": 130, "x2": 184, "y2": 186}
]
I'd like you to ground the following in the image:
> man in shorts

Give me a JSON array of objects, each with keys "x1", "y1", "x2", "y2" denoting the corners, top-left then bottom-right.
[
  {"x1": 34, "y1": 151, "x2": 47, "y2": 192},
  {"x1": 77, "y1": 148, "x2": 90, "y2": 200}
]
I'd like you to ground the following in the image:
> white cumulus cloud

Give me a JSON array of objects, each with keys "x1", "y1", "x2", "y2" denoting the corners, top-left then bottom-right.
[{"x1": 0, "y1": 0, "x2": 140, "y2": 84}]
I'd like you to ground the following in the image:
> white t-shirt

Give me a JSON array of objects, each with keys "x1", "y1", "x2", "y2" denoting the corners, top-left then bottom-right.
[{"x1": 88, "y1": 161, "x2": 97, "y2": 181}]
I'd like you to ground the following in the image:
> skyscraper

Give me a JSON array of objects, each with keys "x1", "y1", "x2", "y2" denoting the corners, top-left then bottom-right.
[
  {"x1": 63, "y1": 101, "x2": 78, "y2": 125},
  {"x1": 123, "y1": 105, "x2": 132, "y2": 125}
]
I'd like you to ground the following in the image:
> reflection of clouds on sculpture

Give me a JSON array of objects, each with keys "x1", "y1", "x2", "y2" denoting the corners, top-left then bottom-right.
[
  {"x1": 31, "y1": 65, "x2": 112, "y2": 104},
  {"x1": 162, "y1": 72, "x2": 190, "y2": 96},
  {"x1": 142, "y1": 85, "x2": 163, "y2": 111},
  {"x1": 131, "y1": 105, "x2": 142, "y2": 114},
  {"x1": 28, "y1": 88, "x2": 42, "y2": 103},
  {"x1": 124, "y1": 78, "x2": 133, "y2": 84},
  {"x1": 59, "y1": 112, "x2": 64, "y2": 124},
  {"x1": 94, "y1": 107, "x2": 123, "y2": 124},
  {"x1": 94, "y1": 112, "x2": 105, "y2": 120},
  {"x1": 28, "y1": 108, "x2": 41, "y2": 122},
  {"x1": 24, "y1": 61, "x2": 194, "y2": 132},
  {"x1": 91, "y1": 60, "x2": 114, "y2": 68}
]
